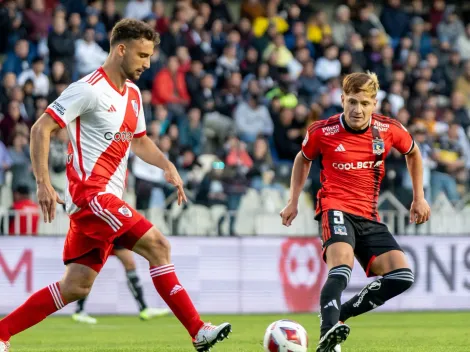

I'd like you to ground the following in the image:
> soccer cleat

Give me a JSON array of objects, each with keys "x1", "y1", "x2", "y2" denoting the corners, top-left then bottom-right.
[
  {"x1": 0, "y1": 340, "x2": 10, "y2": 352},
  {"x1": 192, "y1": 322, "x2": 232, "y2": 351},
  {"x1": 72, "y1": 312, "x2": 98, "y2": 324},
  {"x1": 139, "y1": 307, "x2": 170, "y2": 321},
  {"x1": 316, "y1": 322, "x2": 350, "y2": 352}
]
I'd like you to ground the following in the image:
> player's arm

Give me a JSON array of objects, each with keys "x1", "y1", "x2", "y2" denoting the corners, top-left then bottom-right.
[
  {"x1": 392, "y1": 123, "x2": 431, "y2": 224},
  {"x1": 30, "y1": 113, "x2": 64, "y2": 223},
  {"x1": 280, "y1": 127, "x2": 318, "y2": 226},
  {"x1": 131, "y1": 135, "x2": 187, "y2": 205}
]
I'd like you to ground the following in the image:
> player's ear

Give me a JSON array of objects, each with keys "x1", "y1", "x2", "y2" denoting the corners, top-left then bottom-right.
[
  {"x1": 341, "y1": 94, "x2": 344, "y2": 108},
  {"x1": 117, "y1": 43, "x2": 126, "y2": 57}
]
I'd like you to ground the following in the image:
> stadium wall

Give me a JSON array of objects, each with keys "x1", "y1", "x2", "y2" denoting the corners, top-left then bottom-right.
[{"x1": 0, "y1": 236, "x2": 469, "y2": 315}]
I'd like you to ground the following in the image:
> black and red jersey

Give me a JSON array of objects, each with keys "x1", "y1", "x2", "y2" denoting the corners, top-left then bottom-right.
[{"x1": 301, "y1": 113, "x2": 414, "y2": 221}]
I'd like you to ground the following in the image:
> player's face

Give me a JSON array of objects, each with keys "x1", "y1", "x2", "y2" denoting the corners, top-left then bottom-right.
[
  {"x1": 342, "y1": 91, "x2": 377, "y2": 130},
  {"x1": 121, "y1": 39, "x2": 154, "y2": 81}
]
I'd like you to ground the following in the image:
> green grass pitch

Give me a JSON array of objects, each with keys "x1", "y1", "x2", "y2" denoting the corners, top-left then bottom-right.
[{"x1": 6, "y1": 312, "x2": 470, "y2": 351}]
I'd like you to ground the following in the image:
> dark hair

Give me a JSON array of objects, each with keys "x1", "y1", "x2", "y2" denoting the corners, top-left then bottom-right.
[{"x1": 110, "y1": 19, "x2": 160, "y2": 46}]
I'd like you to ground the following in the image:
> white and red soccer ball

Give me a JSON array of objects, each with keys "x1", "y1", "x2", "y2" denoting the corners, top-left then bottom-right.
[{"x1": 263, "y1": 319, "x2": 308, "y2": 352}]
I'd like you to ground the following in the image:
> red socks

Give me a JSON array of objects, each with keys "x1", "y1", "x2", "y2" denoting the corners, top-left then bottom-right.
[
  {"x1": 150, "y1": 264, "x2": 204, "y2": 337},
  {"x1": 0, "y1": 282, "x2": 66, "y2": 341}
]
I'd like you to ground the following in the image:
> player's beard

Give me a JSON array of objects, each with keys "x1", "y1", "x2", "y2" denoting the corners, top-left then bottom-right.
[{"x1": 122, "y1": 60, "x2": 139, "y2": 81}]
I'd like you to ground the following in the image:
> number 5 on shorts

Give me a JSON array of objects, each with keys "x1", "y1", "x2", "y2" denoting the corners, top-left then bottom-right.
[{"x1": 333, "y1": 211, "x2": 344, "y2": 224}]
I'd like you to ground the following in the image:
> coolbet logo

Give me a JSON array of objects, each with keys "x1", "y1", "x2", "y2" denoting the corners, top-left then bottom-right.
[
  {"x1": 0, "y1": 250, "x2": 33, "y2": 293},
  {"x1": 104, "y1": 131, "x2": 133, "y2": 142},
  {"x1": 322, "y1": 125, "x2": 340, "y2": 136},
  {"x1": 279, "y1": 238, "x2": 326, "y2": 312},
  {"x1": 332, "y1": 160, "x2": 383, "y2": 170}
]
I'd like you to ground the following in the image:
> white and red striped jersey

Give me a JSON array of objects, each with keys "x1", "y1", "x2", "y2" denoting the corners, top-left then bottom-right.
[{"x1": 45, "y1": 67, "x2": 146, "y2": 215}]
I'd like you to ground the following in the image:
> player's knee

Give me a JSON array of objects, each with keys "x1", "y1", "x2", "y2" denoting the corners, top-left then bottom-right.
[
  {"x1": 143, "y1": 229, "x2": 171, "y2": 265},
  {"x1": 59, "y1": 280, "x2": 93, "y2": 302}
]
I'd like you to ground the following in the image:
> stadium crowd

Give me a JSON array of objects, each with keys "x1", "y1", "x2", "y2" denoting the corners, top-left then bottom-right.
[{"x1": 1, "y1": 0, "x2": 470, "y2": 235}]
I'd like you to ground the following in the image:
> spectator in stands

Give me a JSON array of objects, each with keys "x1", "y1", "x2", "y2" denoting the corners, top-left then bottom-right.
[
  {"x1": 0, "y1": 100, "x2": 28, "y2": 146},
  {"x1": 315, "y1": 44, "x2": 341, "y2": 83},
  {"x1": 0, "y1": 72, "x2": 17, "y2": 113},
  {"x1": 151, "y1": 56, "x2": 190, "y2": 117},
  {"x1": 234, "y1": 89, "x2": 273, "y2": 144},
  {"x1": 48, "y1": 15, "x2": 75, "y2": 71},
  {"x1": 437, "y1": 6, "x2": 464, "y2": 47},
  {"x1": 101, "y1": 0, "x2": 122, "y2": 33},
  {"x1": 247, "y1": 136, "x2": 276, "y2": 191},
  {"x1": 380, "y1": 0, "x2": 409, "y2": 48},
  {"x1": 23, "y1": 0, "x2": 51, "y2": 43},
  {"x1": 0, "y1": 135, "x2": 12, "y2": 201},
  {"x1": 82, "y1": 8, "x2": 107, "y2": 47},
  {"x1": 332, "y1": 5, "x2": 356, "y2": 49},
  {"x1": 75, "y1": 27, "x2": 108, "y2": 77},
  {"x1": 431, "y1": 123, "x2": 466, "y2": 203},
  {"x1": 8, "y1": 133, "x2": 34, "y2": 192},
  {"x1": 2, "y1": 39, "x2": 32, "y2": 77},
  {"x1": 454, "y1": 60, "x2": 470, "y2": 111},
  {"x1": 456, "y1": 23, "x2": 470, "y2": 61},
  {"x1": 160, "y1": 20, "x2": 185, "y2": 57},
  {"x1": 17, "y1": 57, "x2": 49, "y2": 97},
  {"x1": 3, "y1": 184, "x2": 39, "y2": 236},
  {"x1": 125, "y1": 0, "x2": 152, "y2": 20}
]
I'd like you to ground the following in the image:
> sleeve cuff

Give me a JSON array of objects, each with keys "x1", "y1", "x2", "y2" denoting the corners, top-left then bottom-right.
[
  {"x1": 45, "y1": 108, "x2": 66, "y2": 128},
  {"x1": 403, "y1": 139, "x2": 415, "y2": 155},
  {"x1": 134, "y1": 131, "x2": 146, "y2": 138},
  {"x1": 301, "y1": 150, "x2": 313, "y2": 161}
]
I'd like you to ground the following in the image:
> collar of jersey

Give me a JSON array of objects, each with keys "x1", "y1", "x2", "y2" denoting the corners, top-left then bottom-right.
[
  {"x1": 340, "y1": 113, "x2": 370, "y2": 134},
  {"x1": 98, "y1": 67, "x2": 127, "y2": 96}
]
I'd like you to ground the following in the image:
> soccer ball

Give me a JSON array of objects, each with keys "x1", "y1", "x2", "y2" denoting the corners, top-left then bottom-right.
[{"x1": 263, "y1": 319, "x2": 308, "y2": 352}]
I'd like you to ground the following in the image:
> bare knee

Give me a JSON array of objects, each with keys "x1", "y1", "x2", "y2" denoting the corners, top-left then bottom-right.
[
  {"x1": 59, "y1": 264, "x2": 97, "y2": 303},
  {"x1": 133, "y1": 228, "x2": 171, "y2": 266},
  {"x1": 326, "y1": 242, "x2": 354, "y2": 269}
]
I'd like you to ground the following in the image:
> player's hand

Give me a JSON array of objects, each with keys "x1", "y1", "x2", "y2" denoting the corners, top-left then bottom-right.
[
  {"x1": 37, "y1": 183, "x2": 64, "y2": 223},
  {"x1": 280, "y1": 201, "x2": 298, "y2": 227},
  {"x1": 164, "y1": 162, "x2": 188, "y2": 205},
  {"x1": 409, "y1": 197, "x2": 430, "y2": 224}
]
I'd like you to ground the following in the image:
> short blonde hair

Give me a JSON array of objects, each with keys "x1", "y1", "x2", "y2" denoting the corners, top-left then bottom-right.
[{"x1": 342, "y1": 71, "x2": 380, "y2": 97}]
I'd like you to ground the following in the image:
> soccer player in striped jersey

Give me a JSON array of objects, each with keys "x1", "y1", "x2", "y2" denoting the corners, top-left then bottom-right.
[
  {"x1": 0, "y1": 19, "x2": 230, "y2": 352},
  {"x1": 280, "y1": 72, "x2": 430, "y2": 352}
]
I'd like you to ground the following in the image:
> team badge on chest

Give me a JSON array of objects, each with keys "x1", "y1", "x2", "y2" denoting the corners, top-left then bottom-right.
[
  {"x1": 131, "y1": 99, "x2": 139, "y2": 117},
  {"x1": 372, "y1": 138, "x2": 385, "y2": 155}
]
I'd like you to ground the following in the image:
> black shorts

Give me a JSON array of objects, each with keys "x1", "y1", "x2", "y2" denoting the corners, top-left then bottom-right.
[
  {"x1": 112, "y1": 241, "x2": 125, "y2": 251},
  {"x1": 319, "y1": 209, "x2": 403, "y2": 277}
]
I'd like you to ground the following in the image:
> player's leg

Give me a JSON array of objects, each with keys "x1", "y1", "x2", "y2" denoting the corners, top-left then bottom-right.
[
  {"x1": 0, "y1": 263, "x2": 98, "y2": 344},
  {"x1": 71, "y1": 296, "x2": 98, "y2": 324},
  {"x1": 339, "y1": 225, "x2": 413, "y2": 323},
  {"x1": 129, "y1": 226, "x2": 231, "y2": 351},
  {"x1": 113, "y1": 246, "x2": 169, "y2": 320},
  {"x1": 317, "y1": 210, "x2": 355, "y2": 352}
]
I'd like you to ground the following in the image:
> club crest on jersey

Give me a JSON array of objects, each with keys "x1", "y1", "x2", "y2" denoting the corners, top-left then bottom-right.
[
  {"x1": 118, "y1": 205, "x2": 132, "y2": 218},
  {"x1": 334, "y1": 225, "x2": 347, "y2": 236},
  {"x1": 372, "y1": 138, "x2": 385, "y2": 155},
  {"x1": 131, "y1": 99, "x2": 138, "y2": 117}
]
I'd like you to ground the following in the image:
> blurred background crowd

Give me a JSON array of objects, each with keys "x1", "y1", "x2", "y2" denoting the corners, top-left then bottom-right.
[{"x1": 1, "y1": 0, "x2": 470, "y2": 235}]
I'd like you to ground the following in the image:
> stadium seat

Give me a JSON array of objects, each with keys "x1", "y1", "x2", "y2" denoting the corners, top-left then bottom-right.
[
  {"x1": 147, "y1": 207, "x2": 170, "y2": 235},
  {"x1": 177, "y1": 205, "x2": 213, "y2": 236},
  {"x1": 209, "y1": 204, "x2": 229, "y2": 236}
]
